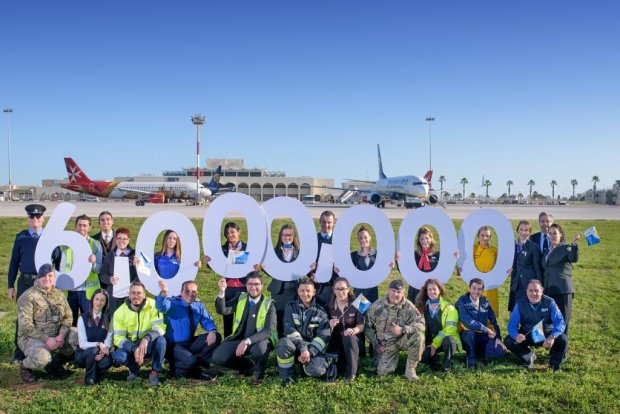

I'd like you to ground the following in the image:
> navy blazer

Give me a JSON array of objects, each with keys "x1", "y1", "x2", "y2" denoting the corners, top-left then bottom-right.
[
  {"x1": 542, "y1": 243, "x2": 579, "y2": 295},
  {"x1": 267, "y1": 247, "x2": 300, "y2": 296},
  {"x1": 510, "y1": 239, "x2": 543, "y2": 293}
]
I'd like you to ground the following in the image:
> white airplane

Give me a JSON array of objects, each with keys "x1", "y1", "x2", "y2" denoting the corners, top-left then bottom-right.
[
  {"x1": 315, "y1": 145, "x2": 439, "y2": 207},
  {"x1": 63, "y1": 157, "x2": 212, "y2": 206}
]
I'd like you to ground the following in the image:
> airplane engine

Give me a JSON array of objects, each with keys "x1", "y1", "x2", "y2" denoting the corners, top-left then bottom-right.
[
  {"x1": 369, "y1": 192, "x2": 383, "y2": 205},
  {"x1": 428, "y1": 193, "x2": 439, "y2": 204}
]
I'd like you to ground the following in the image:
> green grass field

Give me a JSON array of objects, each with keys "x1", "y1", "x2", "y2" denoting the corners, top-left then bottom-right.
[{"x1": 0, "y1": 216, "x2": 619, "y2": 414}]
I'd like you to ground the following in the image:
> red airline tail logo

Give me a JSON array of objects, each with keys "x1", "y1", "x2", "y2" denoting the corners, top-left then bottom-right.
[{"x1": 64, "y1": 157, "x2": 91, "y2": 184}]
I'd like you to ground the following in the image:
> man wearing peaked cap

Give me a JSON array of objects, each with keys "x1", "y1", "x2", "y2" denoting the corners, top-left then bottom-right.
[{"x1": 7, "y1": 204, "x2": 50, "y2": 362}]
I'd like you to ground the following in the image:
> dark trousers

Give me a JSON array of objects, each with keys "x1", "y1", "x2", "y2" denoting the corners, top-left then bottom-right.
[
  {"x1": 112, "y1": 336, "x2": 167, "y2": 374},
  {"x1": 223, "y1": 286, "x2": 245, "y2": 337},
  {"x1": 67, "y1": 291, "x2": 90, "y2": 327},
  {"x1": 328, "y1": 331, "x2": 360, "y2": 378},
  {"x1": 272, "y1": 291, "x2": 297, "y2": 338},
  {"x1": 461, "y1": 330, "x2": 505, "y2": 363},
  {"x1": 13, "y1": 274, "x2": 37, "y2": 360},
  {"x1": 421, "y1": 336, "x2": 457, "y2": 370},
  {"x1": 75, "y1": 347, "x2": 112, "y2": 383},
  {"x1": 166, "y1": 333, "x2": 222, "y2": 377},
  {"x1": 107, "y1": 296, "x2": 126, "y2": 317},
  {"x1": 549, "y1": 293, "x2": 573, "y2": 335},
  {"x1": 210, "y1": 338, "x2": 272, "y2": 378},
  {"x1": 504, "y1": 333, "x2": 568, "y2": 369}
]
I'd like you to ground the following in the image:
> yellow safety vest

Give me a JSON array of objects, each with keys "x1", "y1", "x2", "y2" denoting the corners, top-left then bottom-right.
[
  {"x1": 61, "y1": 238, "x2": 101, "y2": 300},
  {"x1": 232, "y1": 293, "x2": 278, "y2": 347}
]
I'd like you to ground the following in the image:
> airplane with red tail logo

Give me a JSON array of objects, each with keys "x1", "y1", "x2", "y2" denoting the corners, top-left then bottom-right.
[{"x1": 62, "y1": 158, "x2": 211, "y2": 205}]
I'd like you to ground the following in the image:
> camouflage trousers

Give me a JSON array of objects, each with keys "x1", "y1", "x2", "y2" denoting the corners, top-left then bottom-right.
[
  {"x1": 376, "y1": 330, "x2": 424, "y2": 379},
  {"x1": 21, "y1": 329, "x2": 78, "y2": 370}
]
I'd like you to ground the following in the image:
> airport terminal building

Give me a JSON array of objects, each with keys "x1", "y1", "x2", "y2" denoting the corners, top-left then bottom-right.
[{"x1": 19, "y1": 159, "x2": 336, "y2": 203}]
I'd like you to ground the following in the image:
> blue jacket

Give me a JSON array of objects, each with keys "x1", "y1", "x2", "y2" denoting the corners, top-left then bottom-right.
[
  {"x1": 507, "y1": 295, "x2": 565, "y2": 340},
  {"x1": 156, "y1": 295, "x2": 217, "y2": 343},
  {"x1": 455, "y1": 293, "x2": 501, "y2": 337}
]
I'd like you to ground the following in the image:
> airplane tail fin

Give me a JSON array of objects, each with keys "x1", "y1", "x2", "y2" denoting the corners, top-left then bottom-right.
[
  {"x1": 423, "y1": 170, "x2": 433, "y2": 184},
  {"x1": 206, "y1": 165, "x2": 222, "y2": 192},
  {"x1": 377, "y1": 144, "x2": 387, "y2": 179},
  {"x1": 64, "y1": 157, "x2": 92, "y2": 183}
]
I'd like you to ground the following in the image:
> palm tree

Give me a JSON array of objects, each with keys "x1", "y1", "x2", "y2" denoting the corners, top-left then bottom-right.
[
  {"x1": 484, "y1": 180, "x2": 492, "y2": 198},
  {"x1": 506, "y1": 180, "x2": 513, "y2": 197},
  {"x1": 438, "y1": 175, "x2": 446, "y2": 199},
  {"x1": 570, "y1": 179, "x2": 578, "y2": 203},
  {"x1": 527, "y1": 179, "x2": 535, "y2": 200},
  {"x1": 592, "y1": 176, "x2": 600, "y2": 193},
  {"x1": 460, "y1": 177, "x2": 468, "y2": 199},
  {"x1": 550, "y1": 180, "x2": 557, "y2": 204}
]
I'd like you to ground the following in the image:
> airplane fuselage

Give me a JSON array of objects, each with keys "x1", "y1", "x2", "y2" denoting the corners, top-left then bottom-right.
[
  {"x1": 63, "y1": 181, "x2": 211, "y2": 200},
  {"x1": 376, "y1": 175, "x2": 429, "y2": 200}
]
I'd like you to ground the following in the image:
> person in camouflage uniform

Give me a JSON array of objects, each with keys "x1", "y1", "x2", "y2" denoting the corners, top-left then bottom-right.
[
  {"x1": 364, "y1": 279, "x2": 425, "y2": 381},
  {"x1": 17, "y1": 264, "x2": 77, "y2": 383}
]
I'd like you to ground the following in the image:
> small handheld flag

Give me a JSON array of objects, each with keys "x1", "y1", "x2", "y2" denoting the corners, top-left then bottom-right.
[
  {"x1": 351, "y1": 293, "x2": 372, "y2": 314},
  {"x1": 530, "y1": 320, "x2": 546, "y2": 343},
  {"x1": 584, "y1": 226, "x2": 600, "y2": 246}
]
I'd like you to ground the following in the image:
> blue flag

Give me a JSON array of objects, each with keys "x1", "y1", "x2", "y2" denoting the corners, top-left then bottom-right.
[
  {"x1": 584, "y1": 226, "x2": 601, "y2": 246},
  {"x1": 351, "y1": 293, "x2": 372, "y2": 314},
  {"x1": 530, "y1": 320, "x2": 545, "y2": 343}
]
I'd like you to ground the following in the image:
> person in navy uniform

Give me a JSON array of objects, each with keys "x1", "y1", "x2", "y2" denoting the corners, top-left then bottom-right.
[
  {"x1": 7, "y1": 204, "x2": 52, "y2": 362},
  {"x1": 308, "y1": 210, "x2": 339, "y2": 307}
]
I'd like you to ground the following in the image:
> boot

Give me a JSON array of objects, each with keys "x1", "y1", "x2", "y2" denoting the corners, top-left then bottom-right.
[
  {"x1": 20, "y1": 362, "x2": 36, "y2": 383},
  {"x1": 405, "y1": 363, "x2": 419, "y2": 381},
  {"x1": 45, "y1": 353, "x2": 71, "y2": 377}
]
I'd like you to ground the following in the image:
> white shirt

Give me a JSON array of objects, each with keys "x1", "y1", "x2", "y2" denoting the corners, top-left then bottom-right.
[{"x1": 77, "y1": 312, "x2": 113, "y2": 350}]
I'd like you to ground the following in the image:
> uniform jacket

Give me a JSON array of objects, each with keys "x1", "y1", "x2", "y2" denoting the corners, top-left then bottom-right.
[
  {"x1": 283, "y1": 298, "x2": 331, "y2": 356},
  {"x1": 100, "y1": 248, "x2": 139, "y2": 298},
  {"x1": 267, "y1": 247, "x2": 300, "y2": 296},
  {"x1": 112, "y1": 297, "x2": 165, "y2": 349},
  {"x1": 156, "y1": 295, "x2": 217, "y2": 343},
  {"x1": 510, "y1": 239, "x2": 543, "y2": 293},
  {"x1": 425, "y1": 298, "x2": 461, "y2": 349},
  {"x1": 455, "y1": 293, "x2": 501, "y2": 337},
  {"x1": 215, "y1": 292, "x2": 277, "y2": 345},
  {"x1": 365, "y1": 297, "x2": 425, "y2": 346},
  {"x1": 17, "y1": 284, "x2": 72, "y2": 348},
  {"x1": 8, "y1": 229, "x2": 40, "y2": 288},
  {"x1": 542, "y1": 243, "x2": 578, "y2": 295}
]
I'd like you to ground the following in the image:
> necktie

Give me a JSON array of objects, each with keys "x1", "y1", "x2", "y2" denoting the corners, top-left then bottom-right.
[
  {"x1": 94, "y1": 315, "x2": 100, "y2": 325},
  {"x1": 543, "y1": 235, "x2": 549, "y2": 253},
  {"x1": 187, "y1": 305, "x2": 195, "y2": 337},
  {"x1": 249, "y1": 301, "x2": 256, "y2": 316},
  {"x1": 120, "y1": 251, "x2": 127, "y2": 257},
  {"x1": 104, "y1": 235, "x2": 110, "y2": 244},
  {"x1": 33, "y1": 232, "x2": 39, "y2": 239}
]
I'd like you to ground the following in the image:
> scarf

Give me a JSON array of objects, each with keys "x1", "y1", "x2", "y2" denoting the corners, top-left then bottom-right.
[{"x1": 418, "y1": 248, "x2": 433, "y2": 271}]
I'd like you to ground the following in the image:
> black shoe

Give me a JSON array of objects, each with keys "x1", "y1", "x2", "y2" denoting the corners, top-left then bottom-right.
[
  {"x1": 325, "y1": 362, "x2": 338, "y2": 382},
  {"x1": 281, "y1": 377, "x2": 294, "y2": 387},
  {"x1": 251, "y1": 376, "x2": 263, "y2": 386},
  {"x1": 20, "y1": 362, "x2": 36, "y2": 383},
  {"x1": 552, "y1": 365, "x2": 562, "y2": 372},
  {"x1": 345, "y1": 375, "x2": 356, "y2": 383},
  {"x1": 84, "y1": 378, "x2": 96, "y2": 386},
  {"x1": 195, "y1": 372, "x2": 214, "y2": 381}
]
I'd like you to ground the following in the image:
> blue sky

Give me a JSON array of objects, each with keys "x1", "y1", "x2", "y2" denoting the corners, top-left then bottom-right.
[{"x1": 1, "y1": 0, "x2": 618, "y2": 198}]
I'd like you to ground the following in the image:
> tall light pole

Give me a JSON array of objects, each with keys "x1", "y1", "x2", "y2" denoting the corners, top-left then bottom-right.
[
  {"x1": 3, "y1": 108, "x2": 13, "y2": 201},
  {"x1": 425, "y1": 117, "x2": 435, "y2": 171},
  {"x1": 191, "y1": 114, "x2": 206, "y2": 204}
]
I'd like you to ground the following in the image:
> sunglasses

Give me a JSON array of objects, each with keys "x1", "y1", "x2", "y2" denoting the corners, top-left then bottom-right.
[
  {"x1": 28, "y1": 214, "x2": 43, "y2": 219},
  {"x1": 334, "y1": 287, "x2": 349, "y2": 291}
]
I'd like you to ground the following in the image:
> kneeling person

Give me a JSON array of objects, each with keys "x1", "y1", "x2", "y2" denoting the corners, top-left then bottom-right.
[
  {"x1": 455, "y1": 278, "x2": 506, "y2": 369},
  {"x1": 504, "y1": 279, "x2": 568, "y2": 371},
  {"x1": 365, "y1": 280, "x2": 425, "y2": 381},
  {"x1": 17, "y1": 264, "x2": 77, "y2": 383},
  {"x1": 212, "y1": 272, "x2": 277, "y2": 385},
  {"x1": 156, "y1": 279, "x2": 220, "y2": 380},
  {"x1": 276, "y1": 277, "x2": 334, "y2": 385},
  {"x1": 112, "y1": 281, "x2": 166, "y2": 385}
]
